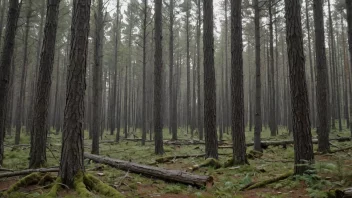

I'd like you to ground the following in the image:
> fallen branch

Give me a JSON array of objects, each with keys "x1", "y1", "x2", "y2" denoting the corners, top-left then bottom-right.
[
  {"x1": 0, "y1": 167, "x2": 59, "y2": 179},
  {"x1": 329, "y1": 146, "x2": 352, "y2": 154},
  {"x1": 219, "y1": 137, "x2": 351, "y2": 149},
  {"x1": 189, "y1": 158, "x2": 221, "y2": 171},
  {"x1": 155, "y1": 154, "x2": 205, "y2": 163},
  {"x1": 241, "y1": 171, "x2": 293, "y2": 191},
  {"x1": 0, "y1": 168, "x2": 13, "y2": 172},
  {"x1": 84, "y1": 153, "x2": 213, "y2": 187}
]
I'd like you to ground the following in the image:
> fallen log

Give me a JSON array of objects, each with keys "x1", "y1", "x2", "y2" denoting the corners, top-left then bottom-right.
[
  {"x1": 0, "y1": 168, "x2": 59, "y2": 179},
  {"x1": 84, "y1": 153, "x2": 213, "y2": 187},
  {"x1": 155, "y1": 154, "x2": 205, "y2": 163},
  {"x1": 336, "y1": 187, "x2": 352, "y2": 198},
  {"x1": 219, "y1": 137, "x2": 351, "y2": 149},
  {"x1": 329, "y1": 187, "x2": 352, "y2": 198},
  {"x1": 241, "y1": 171, "x2": 293, "y2": 191}
]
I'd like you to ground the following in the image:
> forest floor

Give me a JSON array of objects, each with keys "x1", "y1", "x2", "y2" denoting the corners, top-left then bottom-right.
[{"x1": 0, "y1": 125, "x2": 351, "y2": 198}]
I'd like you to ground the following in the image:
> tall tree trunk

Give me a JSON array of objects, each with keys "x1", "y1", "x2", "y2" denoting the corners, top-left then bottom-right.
[
  {"x1": 91, "y1": 0, "x2": 104, "y2": 155},
  {"x1": 268, "y1": 0, "x2": 277, "y2": 136},
  {"x1": 342, "y1": 14, "x2": 350, "y2": 129},
  {"x1": 154, "y1": 0, "x2": 164, "y2": 155},
  {"x1": 253, "y1": 0, "x2": 262, "y2": 152},
  {"x1": 346, "y1": 0, "x2": 352, "y2": 137},
  {"x1": 29, "y1": 0, "x2": 60, "y2": 168},
  {"x1": 6, "y1": 52, "x2": 16, "y2": 136},
  {"x1": 112, "y1": 1, "x2": 120, "y2": 139},
  {"x1": 52, "y1": 50, "x2": 61, "y2": 133},
  {"x1": 59, "y1": 0, "x2": 91, "y2": 186},
  {"x1": 197, "y1": 0, "x2": 203, "y2": 141},
  {"x1": 0, "y1": 0, "x2": 20, "y2": 165},
  {"x1": 186, "y1": 0, "x2": 191, "y2": 137},
  {"x1": 27, "y1": 0, "x2": 46, "y2": 134},
  {"x1": 313, "y1": 0, "x2": 330, "y2": 153},
  {"x1": 142, "y1": 0, "x2": 148, "y2": 144},
  {"x1": 231, "y1": 0, "x2": 247, "y2": 165},
  {"x1": 306, "y1": 0, "x2": 316, "y2": 129},
  {"x1": 284, "y1": 0, "x2": 314, "y2": 175},
  {"x1": 203, "y1": 0, "x2": 218, "y2": 159},
  {"x1": 14, "y1": 0, "x2": 32, "y2": 144}
]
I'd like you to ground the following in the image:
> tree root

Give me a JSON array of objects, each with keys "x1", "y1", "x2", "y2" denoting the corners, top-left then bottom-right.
[
  {"x1": 4, "y1": 171, "x2": 124, "y2": 198},
  {"x1": 241, "y1": 171, "x2": 293, "y2": 191},
  {"x1": 46, "y1": 177, "x2": 62, "y2": 198},
  {"x1": 189, "y1": 158, "x2": 221, "y2": 171},
  {"x1": 73, "y1": 172, "x2": 93, "y2": 197},
  {"x1": 84, "y1": 174, "x2": 124, "y2": 197},
  {"x1": 5, "y1": 172, "x2": 44, "y2": 195}
]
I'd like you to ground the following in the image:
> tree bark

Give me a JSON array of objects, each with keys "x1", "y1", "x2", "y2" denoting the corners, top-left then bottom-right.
[
  {"x1": 29, "y1": 0, "x2": 60, "y2": 169},
  {"x1": 59, "y1": 0, "x2": 91, "y2": 187},
  {"x1": 91, "y1": 0, "x2": 104, "y2": 155},
  {"x1": 203, "y1": 0, "x2": 218, "y2": 159},
  {"x1": 231, "y1": 0, "x2": 247, "y2": 165},
  {"x1": 197, "y1": 0, "x2": 203, "y2": 141},
  {"x1": 347, "y1": 0, "x2": 352, "y2": 137},
  {"x1": 268, "y1": 0, "x2": 277, "y2": 137},
  {"x1": 253, "y1": 0, "x2": 262, "y2": 152},
  {"x1": 313, "y1": 0, "x2": 330, "y2": 153},
  {"x1": 284, "y1": 0, "x2": 314, "y2": 175},
  {"x1": 154, "y1": 0, "x2": 164, "y2": 155},
  {"x1": 0, "y1": 0, "x2": 20, "y2": 165}
]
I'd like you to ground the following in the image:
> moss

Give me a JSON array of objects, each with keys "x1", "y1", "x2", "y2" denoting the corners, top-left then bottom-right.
[
  {"x1": 84, "y1": 174, "x2": 124, "y2": 197},
  {"x1": 73, "y1": 172, "x2": 92, "y2": 197},
  {"x1": 46, "y1": 177, "x2": 62, "y2": 198},
  {"x1": 38, "y1": 173, "x2": 56, "y2": 185},
  {"x1": 6, "y1": 172, "x2": 43, "y2": 194}
]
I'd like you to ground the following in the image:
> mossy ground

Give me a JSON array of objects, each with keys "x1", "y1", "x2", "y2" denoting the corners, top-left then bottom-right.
[{"x1": 0, "y1": 123, "x2": 351, "y2": 197}]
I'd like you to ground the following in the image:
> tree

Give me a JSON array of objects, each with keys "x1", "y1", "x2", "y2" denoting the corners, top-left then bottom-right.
[
  {"x1": 154, "y1": 0, "x2": 164, "y2": 155},
  {"x1": 305, "y1": 0, "x2": 316, "y2": 129},
  {"x1": 110, "y1": 0, "x2": 120, "y2": 138},
  {"x1": 184, "y1": 0, "x2": 191, "y2": 137},
  {"x1": 29, "y1": 0, "x2": 60, "y2": 168},
  {"x1": 196, "y1": 0, "x2": 203, "y2": 140},
  {"x1": 231, "y1": 0, "x2": 247, "y2": 165},
  {"x1": 203, "y1": 0, "x2": 218, "y2": 159},
  {"x1": 346, "y1": 0, "x2": 352, "y2": 137},
  {"x1": 59, "y1": 0, "x2": 91, "y2": 186},
  {"x1": 14, "y1": 0, "x2": 32, "y2": 144},
  {"x1": 91, "y1": 0, "x2": 104, "y2": 155},
  {"x1": 169, "y1": 0, "x2": 177, "y2": 141},
  {"x1": 268, "y1": 0, "x2": 277, "y2": 136},
  {"x1": 0, "y1": 0, "x2": 20, "y2": 165},
  {"x1": 253, "y1": 0, "x2": 262, "y2": 152},
  {"x1": 284, "y1": 0, "x2": 314, "y2": 175},
  {"x1": 111, "y1": 0, "x2": 120, "y2": 141},
  {"x1": 313, "y1": 0, "x2": 330, "y2": 153}
]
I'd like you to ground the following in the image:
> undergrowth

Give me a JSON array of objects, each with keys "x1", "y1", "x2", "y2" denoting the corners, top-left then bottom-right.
[{"x1": 0, "y1": 126, "x2": 350, "y2": 197}]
